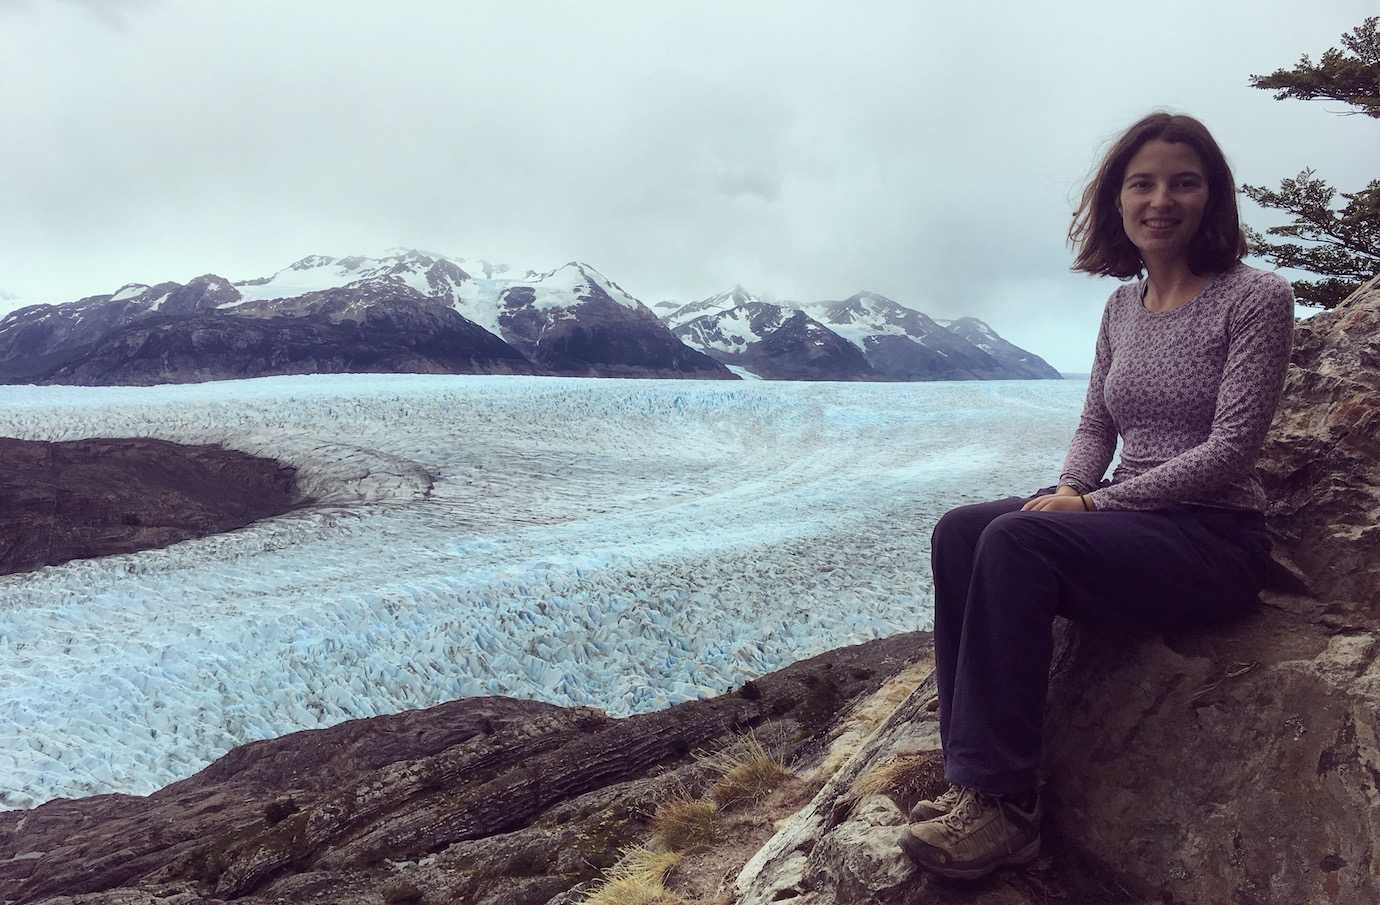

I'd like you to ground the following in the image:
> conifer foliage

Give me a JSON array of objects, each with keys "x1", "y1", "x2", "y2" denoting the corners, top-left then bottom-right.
[{"x1": 1241, "y1": 17, "x2": 1379, "y2": 309}]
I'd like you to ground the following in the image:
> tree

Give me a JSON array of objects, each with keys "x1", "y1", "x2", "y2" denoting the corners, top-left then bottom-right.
[{"x1": 1241, "y1": 17, "x2": 1380, "y2": 309}]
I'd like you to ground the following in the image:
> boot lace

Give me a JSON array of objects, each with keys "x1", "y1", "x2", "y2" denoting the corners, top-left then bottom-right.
[
  {"x1": 935, "y1": 787, "x2": 994, "y2": 834},
  {"x1": 933, "y1": 784, "x2": 963, "y2": 809}
]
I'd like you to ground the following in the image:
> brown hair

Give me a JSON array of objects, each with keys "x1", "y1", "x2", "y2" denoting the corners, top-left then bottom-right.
[{"x1": 1068, "y1": 111, "x2": 1247, "y2": 279}]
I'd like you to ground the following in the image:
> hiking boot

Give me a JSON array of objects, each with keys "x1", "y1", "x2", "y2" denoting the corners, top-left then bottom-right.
[
  {"x1": 899, "y1": 787, "x2": 1040, "y2": 880},
  {"x1": 908, "y1": 783, "x2": 963, "y2": 821}
]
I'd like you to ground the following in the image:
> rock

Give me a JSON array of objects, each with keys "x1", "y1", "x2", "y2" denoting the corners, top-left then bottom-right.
[
  {"x1": 1031, "y1": 277, "x2": 1380, "y2": 904},
  {"x1": 1041, "y1": 597, "x2": 1379, "y2": 905},
  {"x1": 1257, "y1": 272, "x2": 1380, "y2": 614},
  {"x1": 803, "y1": 795, "x2": 913, "y2": 900},
  {"x1": 0, "y1": 437, "x2": 300, "y2": 576},
  {"x1": 733, "y1": 677, "x2": 1077, "y2": 905},
  {"x1": 730, "y1": 275, "x2": 1380, "y2": 904},
  {"x1": 0, "y1": 635, "x2": 924, "y2": 904}
]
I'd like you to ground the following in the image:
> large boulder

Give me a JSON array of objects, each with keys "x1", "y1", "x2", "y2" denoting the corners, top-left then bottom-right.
[
  {"x1": 1036, "y1": 274, "x2": 1380, "y2": 905},
  {"x1": 1257, "y1": 272, "x2": 1380, "y2": 613},
  {"x1": 734, "y1": 274, "x2": 1380, "y2": 905}
]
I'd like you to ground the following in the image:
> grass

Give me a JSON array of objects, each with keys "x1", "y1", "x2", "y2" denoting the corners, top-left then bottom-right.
[
  {"x1": 849, "y1": 751, "x2": 946, "y2": 814},
  {"x1": 698, "y1": 734, "x2": 794, "y2": 808},
  {"x1": 581, "y1": 732, "x2": 798, "y2": 904},
  {"x1": 581, "y1": 846, "x2": 691, "y2": 905},
  {"x1": 653, "y1": 795, "x2": 720, "y2": 851}
]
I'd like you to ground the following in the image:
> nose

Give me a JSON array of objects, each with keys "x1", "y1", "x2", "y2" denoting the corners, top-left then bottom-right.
[{"x1": 1150, "y1": 184, "x2": 1175, "y2": 209}]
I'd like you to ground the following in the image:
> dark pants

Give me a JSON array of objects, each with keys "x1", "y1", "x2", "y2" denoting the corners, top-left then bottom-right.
[{"x1": 932, "y1": 486, "x2": 1271, "y2": 796}]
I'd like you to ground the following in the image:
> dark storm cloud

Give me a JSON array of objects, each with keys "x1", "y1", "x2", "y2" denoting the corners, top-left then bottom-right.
[{"x1": 0, "y1": 0, "x2": 1374, "y2": 370}]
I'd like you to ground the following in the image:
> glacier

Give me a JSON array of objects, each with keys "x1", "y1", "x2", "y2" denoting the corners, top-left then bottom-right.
[{"x1": 0, "y1": 373, "x2": 1089, "y2": 809}]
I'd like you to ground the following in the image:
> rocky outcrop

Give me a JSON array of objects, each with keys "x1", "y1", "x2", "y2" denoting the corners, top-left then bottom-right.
[
  {"x1": 0, "y1": 437, "x2": 301, "y2": 576},
  {"x1": 731, "y1": 275, "x2": 1380, "y2": 905},
  {"x1": 35, "y1": 300, "x2": 536, "y2": 386},
  {"x1": 1256, "y1": 272, "x2": 1380, "y2": 613},
  {"x1": 0, "y1": 634, "x2": 923, "y2": 905},
  {"x1": 1034, "y1": 273, "x2": 1379, "y2": 905}
]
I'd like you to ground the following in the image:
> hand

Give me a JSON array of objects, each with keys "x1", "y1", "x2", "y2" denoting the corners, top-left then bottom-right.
[{"x1": 1021, "y1": 493, "x2": 1090, "y2": 512}]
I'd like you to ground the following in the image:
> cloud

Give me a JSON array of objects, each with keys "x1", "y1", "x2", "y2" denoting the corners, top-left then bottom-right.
[
  {"x1": 0, "y1": 0, "x2": 1370, "y2": 372},
  {"x1": 57, "y1": 0, "x2": 158, "y2": 27},
  {"x1": 0, "y1": 0, "x2": 159, "y2": 27},
  {"x1": 715, "y1": 166, "x2": 781, "y2": 203}
]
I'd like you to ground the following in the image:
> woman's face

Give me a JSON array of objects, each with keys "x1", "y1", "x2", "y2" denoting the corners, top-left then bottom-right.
[{"x1": 1117, "y1": 139, "x2": 1210, "y2": 261}]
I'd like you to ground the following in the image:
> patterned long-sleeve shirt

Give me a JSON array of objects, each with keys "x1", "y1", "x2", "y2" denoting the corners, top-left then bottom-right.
[{"x1": 1058, "y1": 262, "x2": 1295, "y2": 512}]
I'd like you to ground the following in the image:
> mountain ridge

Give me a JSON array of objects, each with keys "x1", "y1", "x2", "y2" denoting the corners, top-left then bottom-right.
[
  {"x1": 661, "y1": 286, "x2": 1061, "y2": 381},
  {"x1": 1, "y1": 252, "x2": 1060, "y2": 385}
]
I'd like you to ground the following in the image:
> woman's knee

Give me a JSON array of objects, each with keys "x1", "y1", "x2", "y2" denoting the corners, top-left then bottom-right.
[
  {"x1": 977, "y1": 510, "x2": 1044, "y2": 548},
  {"x1": 933, "y1": 499, "x2": 1023, "y2": 549},
  {"x1": 933, "y1": 505, "x2": 978, "y2": 550}
]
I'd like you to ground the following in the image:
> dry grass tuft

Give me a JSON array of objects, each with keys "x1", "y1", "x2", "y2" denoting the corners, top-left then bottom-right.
[
  {"x1": 698, "y1": 735, "x2": 794, "y2": 808},
  {"x1": 851, "y1": 751, "x2": 946, "y2": 811},
  {"x1": 581, "y1": 846, "x2": 689, "y2": 905},
  {"x1": 653, "y1": 795, "x2": 720, "y2": 851},
  {"x1": 810, "y1": 658, "x2": 933, "y2": 780}
]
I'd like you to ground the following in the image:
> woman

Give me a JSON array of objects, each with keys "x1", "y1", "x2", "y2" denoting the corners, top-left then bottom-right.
[{"x1": 897, "y1": 111, "x2": 1295, "y2": 880}]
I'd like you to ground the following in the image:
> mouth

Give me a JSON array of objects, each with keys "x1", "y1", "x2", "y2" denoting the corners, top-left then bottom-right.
[{"x1": 1143, "y1": 219, "x2": 1180, "y2": 229}]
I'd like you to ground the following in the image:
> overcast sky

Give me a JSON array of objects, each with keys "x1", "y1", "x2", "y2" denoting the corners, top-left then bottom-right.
[{"x1": 0, "y1": 0, "x2": 1372, "y2": 371}]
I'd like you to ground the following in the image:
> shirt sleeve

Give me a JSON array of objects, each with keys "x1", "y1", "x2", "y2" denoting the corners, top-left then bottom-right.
[
  {"x1": 1057, "y1": 295, "x2": 1118, "y2": 493},
  {"x1": 1084, "y1": 272, "x2": 1295, "y2": 512}
]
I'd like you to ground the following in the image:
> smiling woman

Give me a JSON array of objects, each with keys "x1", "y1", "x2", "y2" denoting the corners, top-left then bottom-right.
[{"x1": 898, "y1": 110, "x2": 1295, "y2": 881}]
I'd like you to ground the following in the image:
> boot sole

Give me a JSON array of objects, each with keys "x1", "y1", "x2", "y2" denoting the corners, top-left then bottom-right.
[{"x1": 899, "y1": 831, "x2": 1040, "y2": 880}]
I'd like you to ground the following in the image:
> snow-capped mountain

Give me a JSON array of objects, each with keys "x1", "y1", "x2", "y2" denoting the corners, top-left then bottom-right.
[
  {"x1": 662, "y1": 285, "x2": 763, "y2": 330},
  {"x1": 661, "y1": 288, "x2": 1061, "y2": 381},
  {"x1": 940, "y1": 316, "x2": 1062, "y2": 378},
  {"x1": 227, "y1": 249, "x2": 471, "y2": 311},
  {"x1": 1, "y1": 253, "x2": 1059, "y2": 386},
  {"x1": 0, "y1": 251, "x2": 733, "y2": 385},
  {"x1": 482, "y1": 262, "x2": 730, "y2": 378},
  {"x1": 667, "y1": 293, "x2": 871, "y2": 381},
  {"x1": 805, "y1": 291, "x2": 1019, "y2": 380},
  {"x1": 0, "y1": 276, "x2": 240, "y2": 383},
  {"x1": 229, "y1": 252, "x2": 729, "y2": 379}
]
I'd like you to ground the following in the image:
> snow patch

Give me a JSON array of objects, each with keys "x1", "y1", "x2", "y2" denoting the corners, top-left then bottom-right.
[{"x1": 110, "y1": 284, "x2": 149, "y2": 302}]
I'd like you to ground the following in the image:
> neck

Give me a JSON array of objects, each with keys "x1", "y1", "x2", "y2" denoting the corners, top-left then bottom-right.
[{"x1": 1140, "y1": 254, "x2": 1202, "y2": 294}]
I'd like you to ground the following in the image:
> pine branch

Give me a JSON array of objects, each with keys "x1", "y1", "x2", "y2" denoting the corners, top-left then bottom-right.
[
  {"x1": 1246, "y1": 17, "x2": 1380, "y2": 117},
  {"x1": 1243, "y1": 169, "x2": 1378, "y2": 239}
]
